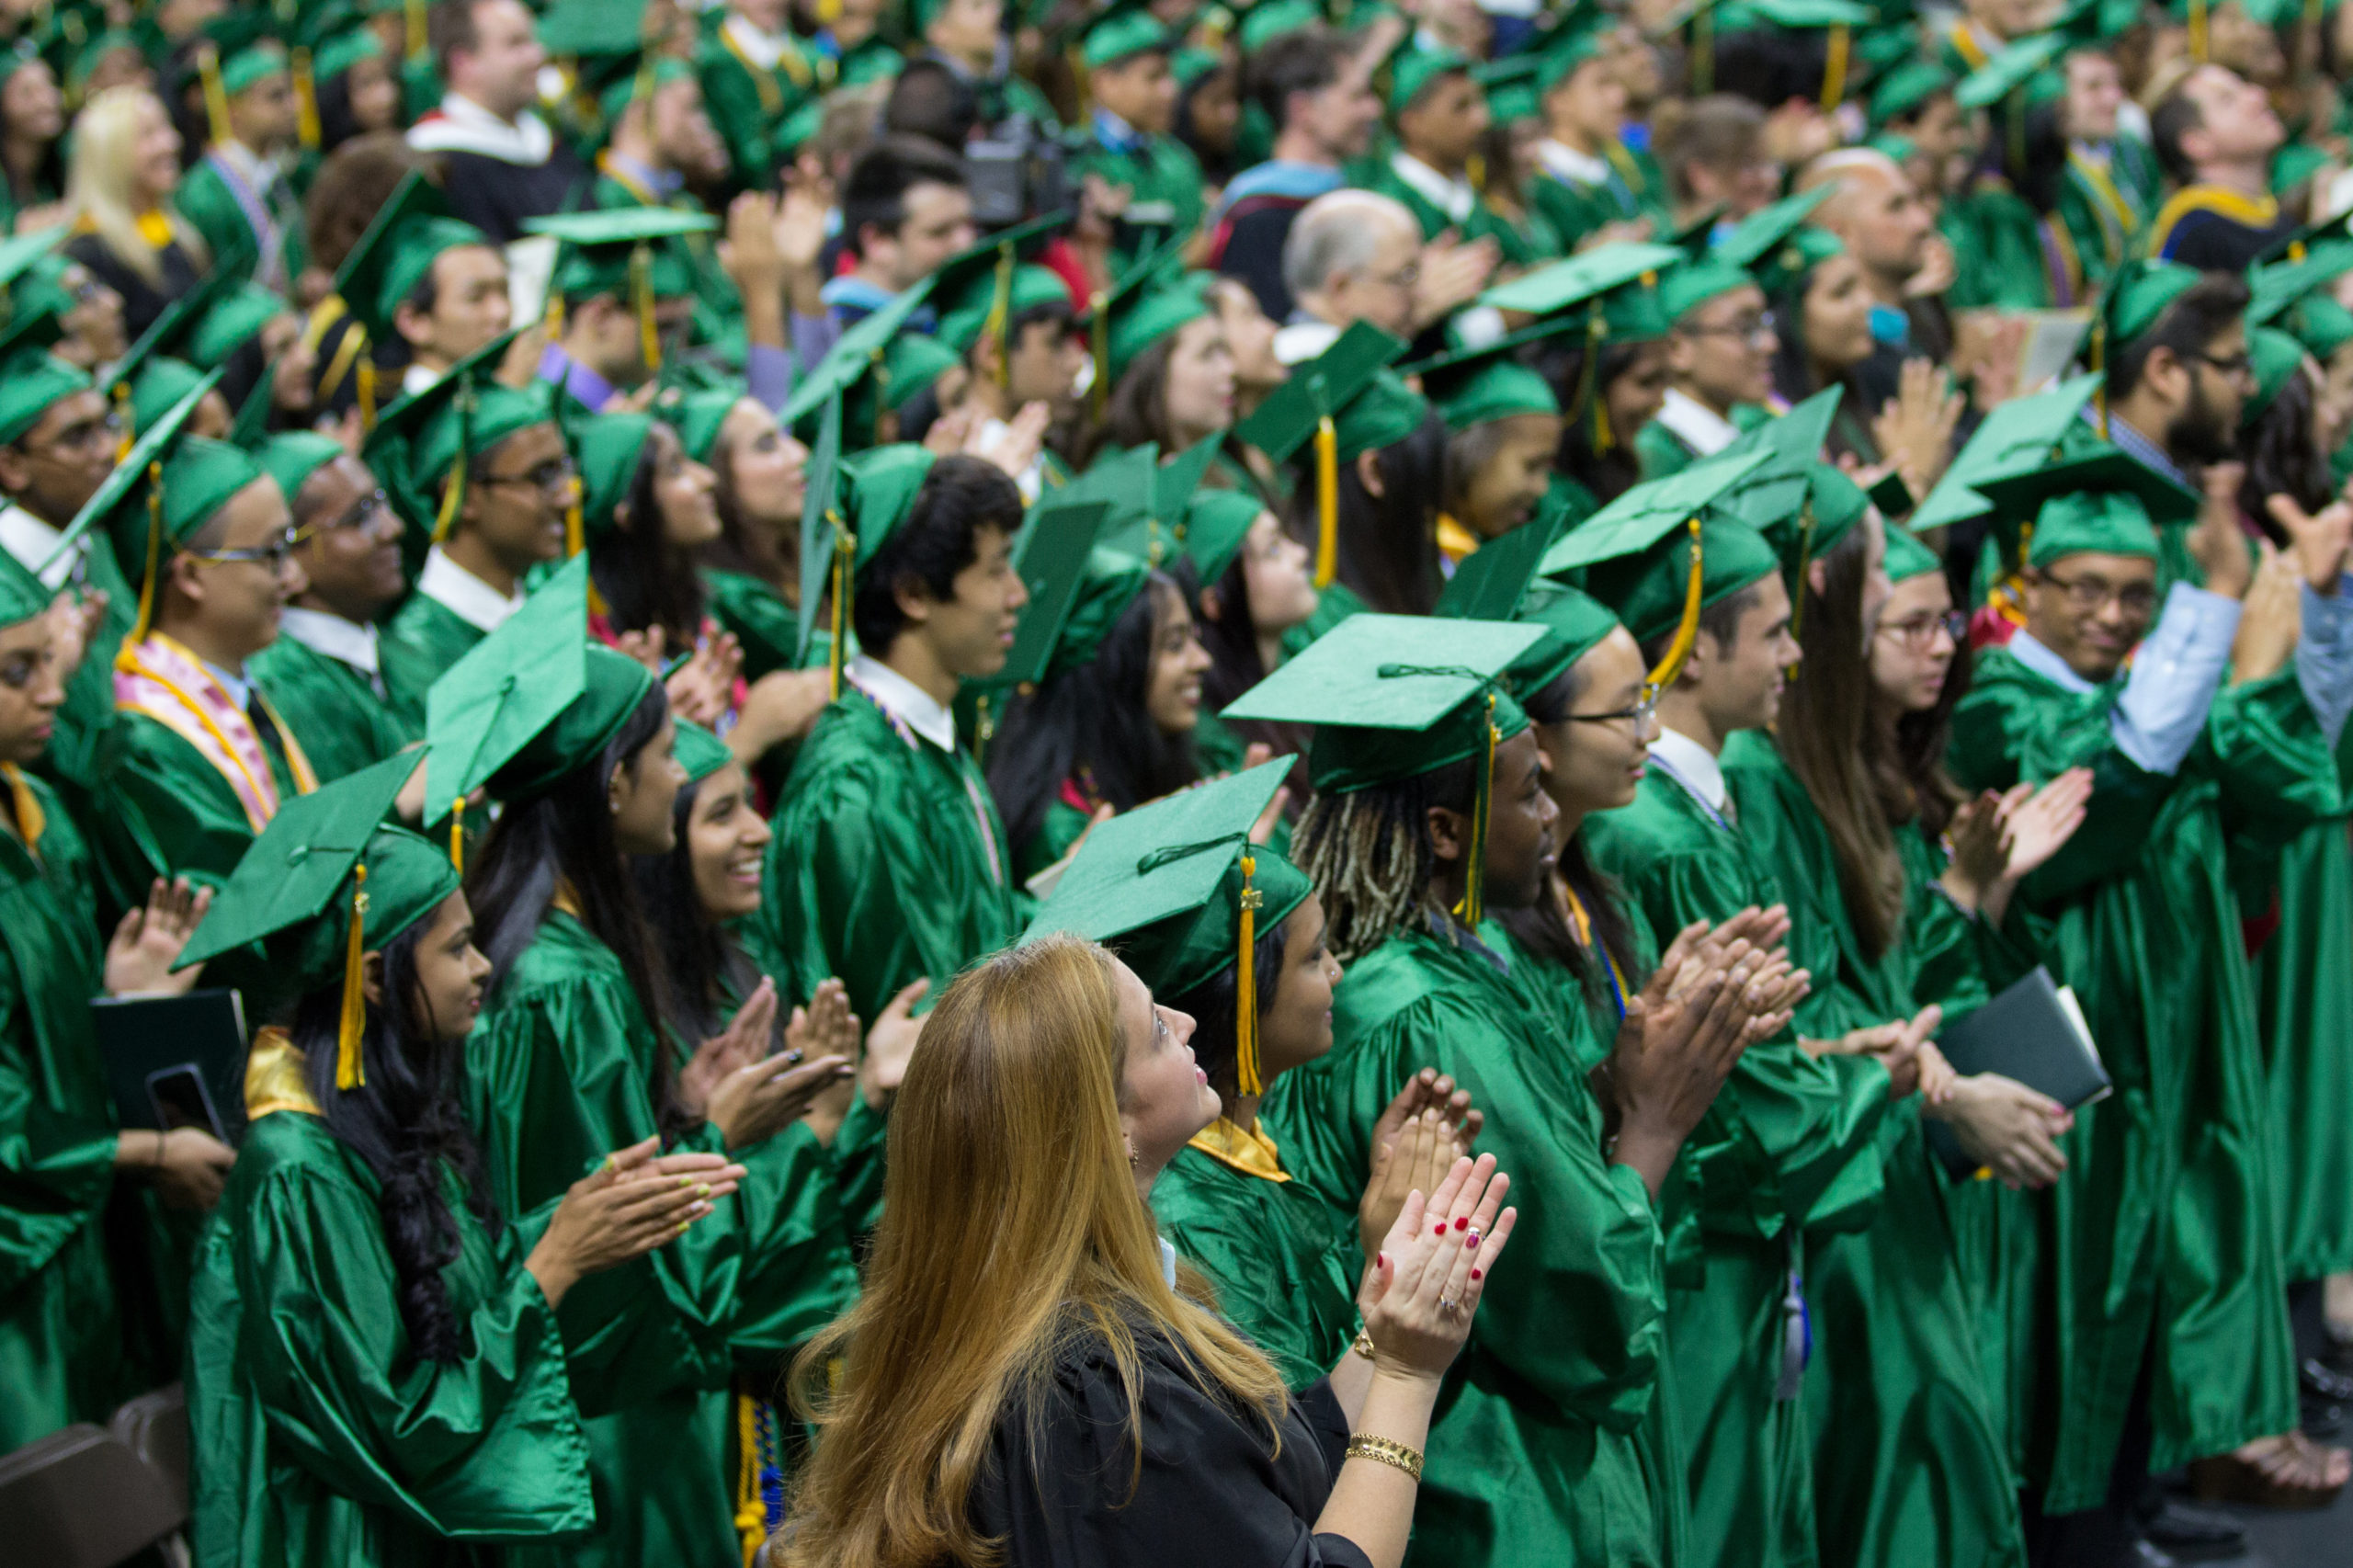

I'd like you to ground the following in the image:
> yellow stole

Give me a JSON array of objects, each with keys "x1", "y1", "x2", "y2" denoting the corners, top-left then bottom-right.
[
  {"x1": 245, "y1": 1027, "x2": 324, "y2": 1120},
  {"x1": 1186, "y1": 1116, "x2": 1290, "y2": 1182},
  {"x1": 2144, "y1": 184, "x2": 2280, "y2": 259}
]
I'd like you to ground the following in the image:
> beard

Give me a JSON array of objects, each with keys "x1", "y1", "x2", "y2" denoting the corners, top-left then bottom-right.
[{"x1": 2168, "y1": 376, "x2": 2240, "y2": 467}]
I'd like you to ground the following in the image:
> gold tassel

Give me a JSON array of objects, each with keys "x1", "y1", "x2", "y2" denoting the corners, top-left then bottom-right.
[
  {"x1": 118, "y1": 461, "x2": 164, "y2": 668},
  {"x1": 985, "y1": 245, "x2": 1014, "y2": 389},
  {"x1": 733, "y1": 1392, "x2": 766, "y2": 1566},
  {"x1": 564, "y1": 496, "x2": 585, "y2": 560},
  {"x1": 1313, "y1": 415, "x2": 1338, "y2": 589},
  {"x1": 1570, "y1": 301, "x2": 1606, "y2": 450},
  {"x1": 198, "y1": 44, "x2": 231, "y2": 149},
  {"x1": 112, "y1": 382, "x2": 133, "y2": 460},
  {"x1": 2189, "y1": 0, "x2": 2208, "y2": 60},
  {"x1": 2, "y1": 763, "x2": 45, "y2": 860},
  {"x1": 335, "y1": 863, "x2": 369, "y2": 1089},
  {"x1": 291, "y1": 46, "x2": 321, "y2": 151},
  {"x1": 829, "y1": 517, "x2": 852, "y2": 699},
  {"x1": 405, "y1": 0, "x2": 428, "y2": 60},
  {"x1": 1788, "y1": 499, "x2": 1816, "y2": 642},
  {"x1": 432, "y1": 378, "x2": 473, "y2": 544},
  {"x1": 631, "y1": 243, "x2": 660, "y2": 371},
  {"x1": 449, "y1": 799, "x2": 465, "y2": 871},
  {"x1": 357, "y1": 358, "x2": 376, "y2": 432},
  {"x1": 1451, "y1": 694, "x2": 1498, "y2": 929},
  {"x1": 1234, "y1": 853, "x2": 1264, "y2": 1096},
  {"x1": 1644, "y1": 516, "x2": 1706, "y2": 691},
  {"x1": 2090, "y1": 315, "x2": 2109, "y2": 437},
  {"x1": 1820, "y1": 23, "x2": 1847, "y2": 111}
]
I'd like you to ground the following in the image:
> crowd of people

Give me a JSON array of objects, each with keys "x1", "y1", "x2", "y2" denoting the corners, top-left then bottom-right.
[{"x1": 5, "y1": 0, "x2": 2353, "y2": 1563}]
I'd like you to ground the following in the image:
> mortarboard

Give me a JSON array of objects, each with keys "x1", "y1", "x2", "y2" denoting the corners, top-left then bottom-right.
[
  {"x1": 1911, "y1": 371, "x2": 2101, "y2": 533},
  {"x1": 527, "y1": 208, "x2": 716, "y2": 376},
  {"x1": 364, "y1": 329, "x2": 553, "y2": 548},
  {"x1": 1882, "y1": 523, "x2": 1942, "y2": 584},
  {"x1": 1973, "y1": 446, "x2": 2200, "y2": 569},
  {"x1": 256, "y1": 431, "x2": 351, "y2": 513},
  {"x1": 675, "y1": 718, "x2": 735, "y2": 783},
  {"x1": 1023, "y1": 756, "x2": 1306, "y2": 1091},
  {"x1": 332, "y1": 168, "x2": 495, "y2": 415},
  {"x1": 1077, "y1": 0, "x2": 1175, "y2": 69},
  {"x1": 2243, "y1": 325, "x2": 2309, "y2": 426},
  {"x1": 175, "y1": 756, "x2": 458, "y2": 1091},
  {"x1": 1390, "y1": 45, "x2": 1471, "y2": 113}
]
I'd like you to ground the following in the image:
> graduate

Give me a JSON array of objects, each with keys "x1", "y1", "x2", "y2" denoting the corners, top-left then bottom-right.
[
  {"x1": 1417, "y1": 335, "x2": 1568, "y2": 553},
  {"x1": 695, "y1": 0, "x2": 820, "y2": 195},
  {"x1": 247, "y1": 432, "x2": 416, "y2": 783},
  {"x1": 1241, "y1": 611, "x2": 1787, "y2": 1567},
  {"x1": 440, "y1": 565, "x2": 857, "y2": 1568},
  {"x1": 177, "y1": 757, "x2": 747, "y2": 1568},
  {"x1": 173, "y1": 33, "x2": 306, "y2": 294},
  {"x1": 1638, "y1": 248, "x2": 1781, "y2": 479},
  {"x1": 1064, "y1": 3, "x2": 1210, "y2": 267},
  {"x1": 330, "y1": 167, "x2": 514, "y2": 415},
  {"x1": 1529, "y1": 17, "x2": 1667, "y2": 251},
  {"x1": 1946, "y1": 449, "x2": 2339, "y2": 1545},
  {"x1": 676, "y1": 388, "x2": 819, "y2": 682},
  {"x1": 928, "y1": 224, "x2": 1086, "y2": 499},
  {"x1": 0, "y1": 559, "x2": 232, "y2": 1454},
  {"x1": 1191, "y1": 487, "x2": 1323, "y2": 773},
  {"x1": 372, "y1": 335, "x2": 568, "y2": 718},
  {"x1": 1366, "y1": 51, "x2": 1543, "y2": 268},
  {"x1": 1577, "y1": 456, "x2": 1917, "y2": 1568},
  {"x1": 2050, "y1": 47, "x2": 2161, "y2": 301},
  {"x1": 1028, "y1": 760, "x2": 1482, "y2": 1394},
  {"x1": 529, "y1": 209, "x2": 716, "y2": 417}
]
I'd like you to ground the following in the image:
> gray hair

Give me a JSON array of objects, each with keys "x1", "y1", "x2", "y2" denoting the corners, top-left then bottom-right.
[{"x1": 1282, "y1": 190, "x2": 1416, "y2": 304}]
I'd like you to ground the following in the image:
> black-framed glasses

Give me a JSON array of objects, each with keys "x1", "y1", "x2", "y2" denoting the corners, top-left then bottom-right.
[
  {"x1": 1876, "y1": 608, "x2": 1968, "y2": 647},
  {"x1": 1678, "y1": 310, "x2": 1777, "y2": 343},
  {"x1": 307, "y1": 486, "x2": 392, "y2": 539},
  {"x1": 476, "y1": 456, "x2": 579, "y2": 495},
  {"x1": 32, "y1": 409, "x2": 121, "y2": 457},
  {"x1": 2039, "y1": 570, "x2": 2157, "y2": 615},
  {"x1": 2187, "y1": 348, "x2": 2254, "y2": 381},
  {"x1": 1565, "y1": 690, "x2": 1659, "y2": 731},
  {"x1": 188, "y1": 525, "x2": 301, "y2": 572}
]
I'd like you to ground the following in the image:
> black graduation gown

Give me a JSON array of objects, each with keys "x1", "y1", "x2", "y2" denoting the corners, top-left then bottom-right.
[
  {"x1": 436, "y1": 144, "x2": 590, "y2": 245},
  {"x1": 65, "y1": 233, "x2": 203, "y2": 342},
  {"x1": 970, "y1": 1322, "x2": 1377, "y2": 1568}
]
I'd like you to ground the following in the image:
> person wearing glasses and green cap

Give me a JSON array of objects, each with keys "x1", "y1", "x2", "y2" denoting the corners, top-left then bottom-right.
[
  {"x1": 373, "y1": 334, "x2": 573, "y2": 723},
  {"x1": 1638, "y1": 239, "x2": 1787, "y2": 481},
  {"x1": 245, "y1": 431, "x2": 418, "y2": 784},
  {"x1": 1945, "y1": 449, "x2": 2347, "y2": 1536},
  {"x1": 1240, "y1": 612, "x2": 1790, "y2": 1568},
  {"x1": 0, "y1": 553, "x2": 233, "y2": 1457},
  {"x1": 1574, "y1": 453, "x2": 1926, "y2": 1568}
]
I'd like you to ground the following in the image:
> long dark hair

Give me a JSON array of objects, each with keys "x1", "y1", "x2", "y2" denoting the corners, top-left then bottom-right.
[
  {"x1": 1162, "y1": 915, "x2": 1290, "y2": 1104},
  {"x1": 1283, "y1": 410, "x2": 1449, "y2": 615},
  {"x1": 986, "y1": 573, "x2": 1199, "y2": 854},
  {"x1": 466, "y1": 686, "x2": 694, "y2": 1135},
  {"x1": 1779, "y1": 528, "x2": 1904, "y2": 962},
  {"x1": 699, "y1": 405, "x2": 799, "y2": 605},
  {"x1": 1870, "y1": 594, "x2": 1971, "y2": 841},
  {"x1": 631, "y1": 769, "x2": 770, "y2": 1048},
  {"x1": 1508, "y1": 659, "x2": 1643, "y2": 1001},
  {"x1": 1091, "y1": 334, "x2": 1178, "y2": 465},
  {"x1": 1194, "y1": 545, "x2": 1317, "y2": 802},
  {"x1": 1767, "y1": 269, "x2": 1880, "y2": 465},
  {"x1": 295, "y1": 915, "x2": 501, "y2": 1363},
  {"x1": 591, "y1": 422, "x2": 710, "y2": 645},
  {"x1": 2240, "y1": 364, "x2": 2333, "y2": 537},
  {"x1": 1540, "y1": 337, "x2": 1649, "y2": 507}
]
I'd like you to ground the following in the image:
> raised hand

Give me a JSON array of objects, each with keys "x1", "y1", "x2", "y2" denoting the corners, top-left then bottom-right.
[
  {"x1": 1869, "y1": 358, "x2": 1963, "y2": 499},
  {"x1": 2266, "y1": 490, "x2": 2353, "y2": 593},
  {"x1": 2231, "y1": 542, "x2": 2303, "y2": 686},
  {"x1": 2189, "y1": 461, "x2": 2254, "y2": 598},
  {"x1": 665, "y1": 634, "x2": 742, "y2": 729},
  {"x1": 1356, "y1": 1152, "x2": 1518, "y2": 1381},
  {"x1": 677, "y1": 979, "x2": 779, "y2": 1117},
  {"x1": 858, "y1": 978, "x2": 930, "y2": 1109},
  {"x1": 707, "y1": 1050, "x2": 856, "y2": 1150},
  {"x1": 733, "y1": 668, "x2": 833, "y2": 763},
  {"x1": 1412, "y1": 232, "x2": 1500, "y2": 333},
  {"x1": 526, "y1": 1137, "x2": 751, "y2": 1305},
  {"x1": 786, "y1": 978, "x2": 860, "y2": 1066},
  {"x1": 105, "y1": 877, "x2": 215, "y2": 996},
  {"x1": 1358, "y1": 1109, "x2": 1460, "y2": 1263},
  {"x1": 968, "y1": 400, "x2": 1051, "y2": 480},
  {"x1": 46, "y1": 585, "x2": 104, "y2": 684},
  {"x1": 1604, "y1": 951, "x2": 1767, "y2": 1195},
  {"x1": 1990, "y1": 769, "x2": 2092, "y2": 888}
]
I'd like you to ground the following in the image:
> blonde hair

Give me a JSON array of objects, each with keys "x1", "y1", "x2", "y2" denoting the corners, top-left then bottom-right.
[
  {"x1": 67, "y1": 86, "x2": 209, "y2": 288},
  {"x1": 775, "y1": 935, "x2": 1286, "y2": 1568}
]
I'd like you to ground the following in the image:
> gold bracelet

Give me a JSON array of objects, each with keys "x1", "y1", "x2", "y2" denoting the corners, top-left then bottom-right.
[
  {"x1": 1351, "y1": 1327, "x2": 1379, "y2": 1361},
  {"x1": 1346, "y1": 1434, "x2": 1424, "y2": 1481}
]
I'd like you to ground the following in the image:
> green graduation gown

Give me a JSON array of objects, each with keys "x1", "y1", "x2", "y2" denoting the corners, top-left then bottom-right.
[
  {"x1": 1263, "y1": 915, "x2": 1688, "y2": 1567},
  {"x1": 703, "y1": 568, "x2": 803, "y2": 684},
  {"x1": 1362, "y1": 160, "x2": 1544, "y2": 268},
  {"x1": 1946, "y1": 650, "x2": 2320, "y2": 1510},
  {"x1": 1721, "y1": 733, "x2": 2028, "y2": 1568},
  {"x1": 382, "y1": 594, "x2": 491, "y2": 731},
  {"x1": 1148, "y1": 1122, "x2": 1360, "y2": 1393},
  {"x1": 464, "y1": 909, "x2": 857, "y2": 1568},
  {"x1": 2252, "y1": 812, "x2": 2353, "y2": 1280},
  {"x1": 1631, "y1": 403, "x2": 1772, "y2": 482},
  {"x1": 1066, "y1": 121, "x2": 1209, "y2": 267},
  {"x1": 0, "y1": 772, "x2": 136, "y2": 1453},
  {"x1": 248, "y1": 632, "x2": 418, "y2": 785},
  {"x1": 175, "y1": 151, "x2": 308, "y2": 289},
  {"x1": 1584, "y1": 763, "x2": 1894, "y2": 1568},
  {"x1": 696, "y1": 25, "x2": 820, "y2": 191},
  {"x1": 187, "y1": 1105, "x2": 597, "y2": 1568}
]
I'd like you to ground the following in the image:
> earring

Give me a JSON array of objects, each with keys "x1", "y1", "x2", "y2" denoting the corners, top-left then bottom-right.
[{"x1": 1127, "y1": 1144, "x2": 1140, "y2": 1168}]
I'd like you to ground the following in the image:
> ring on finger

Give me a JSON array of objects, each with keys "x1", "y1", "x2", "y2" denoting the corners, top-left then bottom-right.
[{"x1": 1439, "y1": 1296, "x2": 1461, "y2": 1314}]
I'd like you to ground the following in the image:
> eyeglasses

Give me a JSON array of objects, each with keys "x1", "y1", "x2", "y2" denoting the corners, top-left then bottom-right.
[
  {"x1": 476, "y1": 456, "x2": 579, "y2": 495},
  {"x1": 188, "y1": 525, "x2": 301, "y2": 572},
  {"x1": 1876, "y1": 608, "x2": 1968, "y2": 647},
  {"x1": 1364, "y1": 263, "x2": 1420, "y2": 291},
  {"x1": 1565, "y1": 690, "x2": 1659, "y2": 731},
  {"x1": 1678, "y1": 310, "x2": 1777, "y2": 343},
  {"x1": 306, "y1": 486, "x2": 392, "y2": 540},
  {"x1": 2038, "y1": 571, "x2": 2157, "y2": 615},
  {"x1": 32, "y1": 411, "x2": 121, "y2": 458},
  {"x1": 2187, "y1": 348, "x2": 2255, "y2": 382}
]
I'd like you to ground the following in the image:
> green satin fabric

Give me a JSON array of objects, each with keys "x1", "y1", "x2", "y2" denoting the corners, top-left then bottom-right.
[
  {"x1": 381, "y1": 592, "x2": 490, "y2": 732},
  {"x1": 250, "y1": 635, "x2": 419, "y2": 785},
  {"x1": 0, "y1": 779, "x2": 134, "y2": 1452},
  {"x1": 1722, "y1": 733, "x2": 2028, "y2": 1568},
  {"x1": 702, "y1": 569, "x2": 804, "y2": 684},
  {"x1": 187, "y1": 1112, "x2": 596, "y2": 1568},
  {"x1": 1263, "y1": 918, "x2": 1687, "y2": 1567},
  {"x1": 2251, "y1": 820, "x2": 2353, "y2": 1278},
  {"x1": 1585, "y1": 767, "x2": 1894, "y2": 1568},
  {"x1": 1947, "y1": 648, "x2": 2314, "y2": 1510},
  {"x1": 462, "y1": 912, "x2": 854, "y2": 1568},
  {"x1": 1149, "y1": 1140, "x2": 1360, "y2": 1393}
]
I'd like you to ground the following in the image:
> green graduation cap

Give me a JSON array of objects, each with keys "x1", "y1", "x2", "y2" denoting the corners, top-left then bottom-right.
[
  {"x1": 1973, "y1": 445, "x2": 2200, "y2": 568},
  {"x1": 1223, "y1": 612, "x2": 1540, "y2": 924},
  {"x1": 1883, "y1": 522, "x2": 1942, "y2": 584},
  {"x1": 1712, "y1": 185, "x2": 1839, "y2": 272},
  {"x1": 1528, "y1": 8, "x2": 1612, "y2": 93},
  {"x1": 2287, "y1": 293, "x2": 2353, "y2": 360},
  {"x1": 1509, "y1": 580, "x2": 1626, "y2": 697},
  {"x1": 574, "y1": 410, "x2": 654, "y2": 536},
  {"x1": 1478, "y1": 240, "x2": 1683, "y2": 322},
  {"x1": 1077, "y1": 0, "x2": 1174, "y2": 68},
  {"x1": 334, "y1": 169, "x2": 494, "y2": 349},
  {"x1": 781, "y1": 276, "x2": 942, "y2": 434},
  {"x1": 0, "y1": 346, "x2": 89, "y2": 448},
  {"x1": 527, "y1": 207, "x2": 716, "y2": 376},
  {"x1": 256, "y1": 431, "x2": 349, "y2": 513},
  {"x1": 1107, "y1": 268, "x2": 1213, "y2": 389},
  {"x1": 1464, "y1": 242, "x2": 1679, "y2": 446},
  {"x1": 1911, "y1": 370, "x2": 2101, "y2": 532},
  {"x1": 2242, "y1": 325, "x2": 2308, "y2": 426},
  {"x1": 1041, "y1": 540, "x2": 1154, "y2": 683},
  {"x1": 364, "y1": 328, "x2": 552, "y2": 545},
  {"x1": 933, "y1": 212, "x2": 1075, "y2": 362},
  {"x1": 2099, "y1": 257, "x2": 2203, "y2": 346},
  {"x1": 1870, "y1": 58, "x2": 1955, "y2": 126},
  {"x1": 0, "y1": 230, "x2": 85, "y2": 434},
  {"x1": 1474, "y1": 53, "x2": 1541, "y2": 120},
  {"x1": 1953, "y1": 32, "x2": 2065, "y2": 109},
  {"x1": 1091, "y1": 438, "x2": 1223, "y2": 568},
  {"x1": 1390, "y1": 45, "x2": 1471, "y2": 113},
  {"x1": 983, "y1": 498, "x2": 1114, "y2": 690},
  {"x1": 1233, "y1": 322, "x2": 1424, "y2": 590},
  {"x1": 1658, "y1": 256, "x2": 1760, "y2": 324},
  {"x1": 1540, "y1": 447, "x2": 1776, "y2": 684},
  {"x1": 106, "y1": 263, "x2": 240, "y2": 435},
  {"x1": 1710, "y1": 387, "x2": 1865, "y2": 613},
  {"x1": 1177, "y1": 487, "x2": 1268, "y2": 589},
  {"x1": 675, "y1": 718, "x2": 734, "y2": 783},
  {"x1": 1433, "y1": 512, "x2": 1563, "y2": 622},
  {"x1": 422, "y1": 556, "x2": 654, "y2": 818},
  {"x1": 2247, "y1": 239, "x2": 2353, "y2": 332},
  {"x1": 1023, "y1": 756, "x2": 1305, "y2": 1092},
  {"x1": 176, "y1": 279, "x2": 288, "y2": 368},
  {"x1": 671, "y1": 386, "x2": 745, "y2": 464},
  {"x1": 174, "y1": 755, "x2": 458, "y2": 1091},
  {"x1": 796, "y1": 392, "x2": 846, "y2": 678},
  {"x1": 0, "y1": 551, "x2": 49, "y2": 630}
]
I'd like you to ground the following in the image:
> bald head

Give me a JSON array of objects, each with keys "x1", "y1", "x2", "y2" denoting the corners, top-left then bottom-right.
[
  {"x1": 1797, "y1": 149, "x2": 1930, "y2": 290},
  {"x1": 1285, "y1": 189, "x2": 1424, "y2": 337}
]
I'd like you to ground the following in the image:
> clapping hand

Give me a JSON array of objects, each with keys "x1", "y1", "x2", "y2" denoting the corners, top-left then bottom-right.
[
  {"x1": 527, "y1": 1137, "x2": 752, "y2": 1306},
  {"x1": 1356, "y1": 1152, "x2": 1518, "y2": 1382},
  {"x1": 105, "y1": 877, "x2": 214, "y2": 996}
]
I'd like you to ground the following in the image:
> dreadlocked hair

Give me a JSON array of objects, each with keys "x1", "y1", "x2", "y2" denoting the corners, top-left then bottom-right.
[{"x1": 1290, "y1": 753, "x2": 1477, "y2": 963}]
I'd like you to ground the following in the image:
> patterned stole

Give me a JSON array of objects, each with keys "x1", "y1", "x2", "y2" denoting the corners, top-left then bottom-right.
[
  {"x1": 115, "y1": 632, "x2": 319, "y2": 832},
  {"x1": 203, "y1": 150, "x2": 290, "y2": 292}
]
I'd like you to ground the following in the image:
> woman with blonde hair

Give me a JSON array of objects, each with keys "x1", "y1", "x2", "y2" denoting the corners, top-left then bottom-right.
[
  {"x1": 773, "y1": 933, "x2": 1517, "y2": 1568},
  {"x1": 63, "y1": 85, "x2": 208, "y2": 339}
]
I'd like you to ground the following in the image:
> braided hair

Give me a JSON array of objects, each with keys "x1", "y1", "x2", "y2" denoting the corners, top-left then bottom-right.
[{"x1": 1290, "y1": 753, "x2": 1476, "y2": 963}]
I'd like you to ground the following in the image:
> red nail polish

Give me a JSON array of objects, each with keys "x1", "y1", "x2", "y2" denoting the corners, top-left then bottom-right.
[
  {"x1": 1377, "y1": 1253, "x2": 1387, "y2": 1268},
  {"x1": 1467, "y1": 1233, "x2": 1480, "y2": 1248},
  {"x1": 1454, "y1": 1215, "x2": 1469, "y2": 1231},
  {"x1": 1470, "y1": 1267, "x2": 1483, "y2": 1280}
]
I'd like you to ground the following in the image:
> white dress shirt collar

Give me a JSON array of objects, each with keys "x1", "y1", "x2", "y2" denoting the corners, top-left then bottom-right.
[
  {"x1": 1648, "y1": 726, "x2": 1729, "y2": 813},
  {"x1": 1536, "y1": 138, "x2": 1611, "y2": 187},
  {"x1": 2004, "y1": 629, "x2": 2098, "y2": 695},
  {"x1": 416, "y1": 546, "x2": 526, "y2": 634},
  {"x1": 1654, "y1": 387, "x2": 1742, "y2": 458},
  {"x1": 278, "y1": 607, "x2": 382, "y2": 677},
  {"x1": 0, "y1": 505, "x2": 71, "y2": 590},
  {"x1": 722, "y1": 13, "x2": 791, "y2": 67},
  {"x1": 847, "y1": 652, "x2": 957, "y2": 753},
  {"x1": 407, "y1": 94, "x2": 554, "y2": 165},
  {"x1": 1388, "y1": 152, "x2": 1475, "y2": 223}
]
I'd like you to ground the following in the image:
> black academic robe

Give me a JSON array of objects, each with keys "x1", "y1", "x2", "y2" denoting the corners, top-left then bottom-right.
[
  {"x1": 434, "y1": 145, "x2": 590, "y2": 245},
  {"x1": 969, "y1": 1321, "x2": 1375, "y2": 1568},
  {"x1": 65, "y1": 233, "x2": 204, "y2": 342}
]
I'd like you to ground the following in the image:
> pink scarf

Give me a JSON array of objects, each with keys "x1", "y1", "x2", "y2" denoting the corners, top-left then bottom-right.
[{"x1": 115, "y1": 633, "x2": 317, "y2": 832}]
